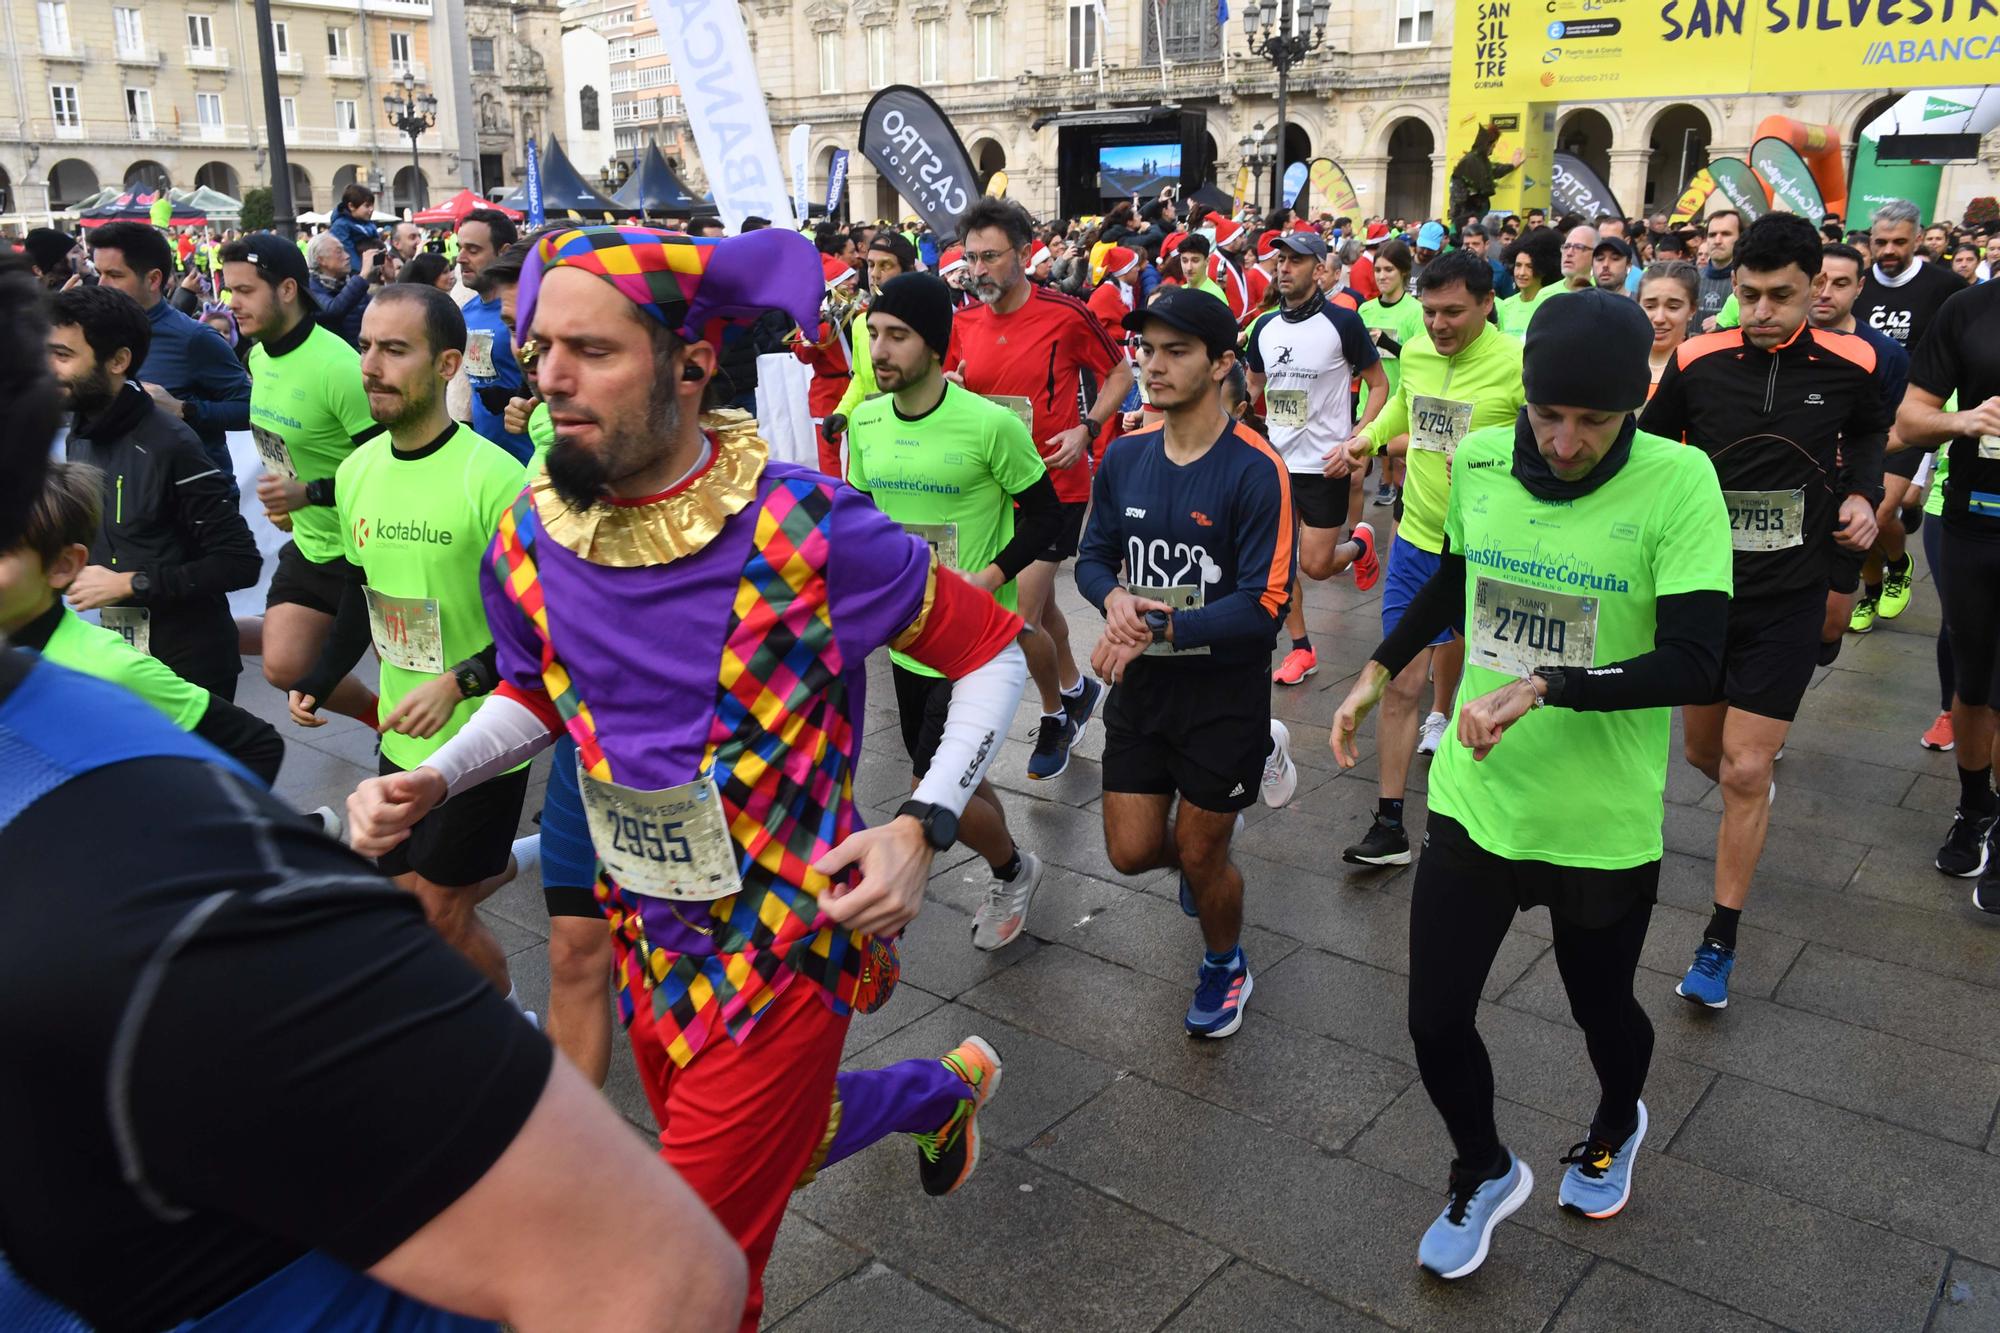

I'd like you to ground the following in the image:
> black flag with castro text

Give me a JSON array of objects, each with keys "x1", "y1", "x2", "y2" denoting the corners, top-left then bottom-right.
[{"x1": 859, "y1": 86, "x2": 981, "y2": 241}]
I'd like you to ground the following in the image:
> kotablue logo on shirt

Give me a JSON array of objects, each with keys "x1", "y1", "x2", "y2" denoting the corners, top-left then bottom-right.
[{"x1": 359, "y1": 516, "x2": 456, "y2": 548}]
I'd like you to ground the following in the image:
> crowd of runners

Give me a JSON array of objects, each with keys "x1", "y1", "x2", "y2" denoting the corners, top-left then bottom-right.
[{"x1": 1, "y1": 186, "x2": 1996, "y2": 1330}]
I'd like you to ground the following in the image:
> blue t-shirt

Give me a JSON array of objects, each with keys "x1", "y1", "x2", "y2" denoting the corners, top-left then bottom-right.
[
  {"x1": 462, "y1": 295, "x2": 532, "y2": 463},
  {"x1": 1075, "y1": 419, "x2": 1296, "y2": 664}
]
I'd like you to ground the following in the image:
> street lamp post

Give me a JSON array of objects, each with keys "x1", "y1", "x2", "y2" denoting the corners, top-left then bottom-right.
[
  {"x1": 382, "y1": 73, "x2": 439, "y2": 215},
  {"x1": 1237, "y1": 125, "x2": 1274, "y2": 215},
  {"x1": 1242, "y1": 0, "x2": 1330, "y2": 212}
]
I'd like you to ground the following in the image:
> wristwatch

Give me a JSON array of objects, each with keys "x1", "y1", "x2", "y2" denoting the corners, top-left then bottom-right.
[
  {"x1": 127, "y1": 570, "x2": 151, "y2": 599},
  {"x1": 453, "y1": 662, "x2": 489, "y2": 699},
  {"x1": 1530, "y1": 666, "x2": 1567, "y2": 708},
  {"x1": 896, "y1": 799, "x2": 958, "y2": 851},
  {"x1": 1144, "y1": 609, "x2": 1171, "y2": 645}
]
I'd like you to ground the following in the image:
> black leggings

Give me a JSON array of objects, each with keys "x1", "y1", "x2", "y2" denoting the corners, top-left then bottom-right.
[
  {"x1": 1940, "y1": 524, "x2": 2000, "y2": 709},
  {"x1": 1407, "y1": 814, "x2": 1657, "y2": 1170}
]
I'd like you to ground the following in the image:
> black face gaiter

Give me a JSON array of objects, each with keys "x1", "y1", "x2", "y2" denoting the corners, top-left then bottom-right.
[{"x1": 1510, "y1": 408, "x2": 1637, "y2": 501}]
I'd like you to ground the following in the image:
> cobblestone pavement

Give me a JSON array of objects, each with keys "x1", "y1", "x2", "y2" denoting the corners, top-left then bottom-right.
[{"x1": 241, "y1": 507, "x2": 2000, "y2": 1333}]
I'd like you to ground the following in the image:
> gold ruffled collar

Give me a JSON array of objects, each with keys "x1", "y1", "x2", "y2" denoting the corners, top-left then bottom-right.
[{"x1": 533, "y1": 411, "x2": 768, "y2": 568}]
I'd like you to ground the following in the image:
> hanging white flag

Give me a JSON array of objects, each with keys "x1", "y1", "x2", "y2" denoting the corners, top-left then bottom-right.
[
  {"x1": 789, "y1": 123, "x2": 812, "y2": 224},
  {"x1": 659, "y1": 0, "x2": 797, "y2": 231}
]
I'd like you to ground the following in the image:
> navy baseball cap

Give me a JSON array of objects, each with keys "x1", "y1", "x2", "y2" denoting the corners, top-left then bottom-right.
[
  {"x1": 1124, "y1": 286, "x2": 1240, "y2": 359},
  {"x1": 1273, "y1": 231, "x2": 1328, "y2": 260}
]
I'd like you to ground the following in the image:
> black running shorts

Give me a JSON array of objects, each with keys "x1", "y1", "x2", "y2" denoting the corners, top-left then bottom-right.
[
  {"x1": 1710, "y1": 586, "x2": 1824, "y2": 722},
  {"x1": 265, "y1": 540, "x2": 355, "y2": 617},
  {"x1": 1101, "y1": 656, "x2": 1270, "y2": 813},
  {"x1": 376, "y1": 753, "x2": 532, "y2": 887},
  {"x1": 1292, "y1": 471, "x2": 1351, "y2": 530}
]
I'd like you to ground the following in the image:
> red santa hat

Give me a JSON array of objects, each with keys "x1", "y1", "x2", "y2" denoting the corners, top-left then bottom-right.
[
  {"x1": 939, "y1": 246, "x2": 968, "y2": 275},
  {"x1": 1210, "y1": 215, "x2": 1245, "y2": 250},
  {"x1": 1102, "y1": 245, "x2": 1141, "y2": 277},
  {"x1": 822, "y1": 254, "x2": 858, "y2": 288},
  {"x1": 1027, "y1": 244, "x2": 1052, "y2": 270},
  {"x1": 1255, "y1": 229, "x2": 1282, "y2": 261}
]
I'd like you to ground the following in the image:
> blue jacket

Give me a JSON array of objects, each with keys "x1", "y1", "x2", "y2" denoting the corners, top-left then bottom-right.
[
  {"x1": 328, "y1": 205, "x2": 379, "y2": 273},
  {"x1": 308, "y1": 273, "x2": 370, "y2": 349},
  {"x1": 140, "y1": 296, "x2": 250, "y2": 480},
  {"x1": 1487, "y1": 254, "x2": 1516, "y2": 300},
  {"x1": 463, "y1": 295, "x2": 532, "y2": 462}
]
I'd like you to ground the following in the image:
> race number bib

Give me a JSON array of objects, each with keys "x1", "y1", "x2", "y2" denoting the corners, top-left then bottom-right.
[
  {"x1": 1722, "y1": 488, "x2": 1805, "y2": 552},
  {"x1": 903, "y1": 521, "x2": 959, "y2": 570},
  {"x1": 464, "y1": 328, "x2": 498, "y2": 379},
  {"x1": 250, "y1": 424, "x2": 296, "y2": 478},
  {"x1": 578, "y1": 767, "x2": 743, "y2": 902},
  {"x1": 1471, "y1": 576, "x2": 1598, "y2": 677},
  {"x1": 100, "y1": 606, "x2": 150, "y2": 655},
  {"x1": 1978, "y1": 434, "x2": 2000, "y2": 462},
  {"x1": 363, "y1": 588, "x2": 445, "y2": 674},
  {"x1": 984, "y1": 395, "x2": 1036, "y2": 435},
  {"x1": 1265, "y1": 388, "x2": 1309, "y2": 430},
  {"x1": 1129, "y1": 583, "x2": 1209, "y2": 658},
  {"x1": 1409, "y1": 396, "x2": 1473, "y2": 456}
]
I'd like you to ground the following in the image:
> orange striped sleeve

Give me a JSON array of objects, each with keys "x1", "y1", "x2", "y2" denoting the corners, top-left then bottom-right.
[{"x1": 1231, "y1": 422, "x2": 1295, "y2": 619}]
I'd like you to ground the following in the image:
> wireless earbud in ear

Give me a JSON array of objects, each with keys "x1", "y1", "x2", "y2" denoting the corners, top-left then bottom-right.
[{"x1": 681, "y1": 363, "x2": 704, "y2": 382}]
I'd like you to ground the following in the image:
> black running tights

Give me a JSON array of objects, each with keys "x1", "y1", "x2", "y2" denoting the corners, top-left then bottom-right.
[{"x1": 1406, "y1": 815, "x2": 1657, "y2": 1171}]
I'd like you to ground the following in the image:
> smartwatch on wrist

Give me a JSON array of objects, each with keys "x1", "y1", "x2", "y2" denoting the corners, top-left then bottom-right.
[
  {"x1": 453, "y1": 662, "x2": 488, "y2": 699},
  {"x1": 128, "y1": 570, "x2": 152, "y2": 599},
  {"x1": 1144, "y1": 609, "x2": 1170, "y2": 645},
  {"x1": 896, "y1": 799, "x2": 958, "y2": 851},
  {"x1": 1530, "y1": 666, "x2": 1567, "y2": 708}
]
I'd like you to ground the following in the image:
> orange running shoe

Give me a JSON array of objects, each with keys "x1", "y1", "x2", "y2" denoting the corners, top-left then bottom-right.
[
  {"x1": 1272, "y1": 646, "x2": 1318, "y2": 686},
  {"x1": 1921, "y1": 711, "x2": 1956, "y2": 752},
  {"x1": 1351, "y1": 521, "x2": 1381, "y2": 592},
  {"x1": 914, "y1": 1037, "x2": 1003, "y2": 1196}
]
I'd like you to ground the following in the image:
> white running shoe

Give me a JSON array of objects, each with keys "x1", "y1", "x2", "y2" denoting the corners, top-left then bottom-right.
[
  {"x1": 1417, "y1": 711, "x2": 1449, "y2": 757},
  {"x1": 1261, "y1": 719, "x2": 1298, "y2": 808},
  {"x1": 971, "y1": 850, "x2": 1042, "y2": 952}
]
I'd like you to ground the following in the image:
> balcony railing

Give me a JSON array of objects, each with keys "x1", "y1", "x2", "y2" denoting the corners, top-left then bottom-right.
[
  {"x1": 114, "y1": 41, "x2": 161, "y2": 65},
  {"x1": 48, "y1": 117, "x2": 85, "y2": 140},
  {"x1": 186, "y1": 44, "x2": 228, "y2": 67},
  {"x1": 126, "y1": 120, "x2": 163, "y2": 141},
  {"x1": 274, "y1": 50, "x2": 303, "y2": 73},
  {"x1": 40, "y1": 36, "x2": 87, "y2": 60},
  {"x1": 387, "y1": 59, "x2": 427, "y2": 82},
  {"x1": 326, "y1": 55, "x2": 363, "y2": 78}
]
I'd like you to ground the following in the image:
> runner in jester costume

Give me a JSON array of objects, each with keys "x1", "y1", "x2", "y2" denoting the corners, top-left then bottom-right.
[{"x1": 345, "y1": 226, "x2": 1029, "y2": 1331}]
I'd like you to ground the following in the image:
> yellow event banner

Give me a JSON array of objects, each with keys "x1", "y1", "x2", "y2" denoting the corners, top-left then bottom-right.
[{"x1": 1450, "y1": 0, "x2": 2000, "y2": 215}]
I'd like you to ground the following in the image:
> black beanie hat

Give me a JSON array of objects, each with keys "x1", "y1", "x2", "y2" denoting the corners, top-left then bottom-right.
[
  {"x1": 1522, "y1": 288, "x2": 1655, "y2": 413},
  {"x1": 870, "y1": 271, "x2": 953, "y2": 361}
]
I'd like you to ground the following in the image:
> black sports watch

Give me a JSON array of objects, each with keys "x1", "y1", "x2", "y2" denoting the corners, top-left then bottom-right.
[
  {"x1": 1144, "y1": 608, "x2": 1171, "y2": 645},
  {"x1": 127, "y1": 570, "x2": 151, "y2": 599},
  {"x1": 453, "y1": 662, "x2": 490, "y2": 699},
  {"x1": 896, "y1": 799, "x2": 959, "y2": 851},
  {"x1": 1531, "y1": 666, "x2": 1568, "y2": 708}
]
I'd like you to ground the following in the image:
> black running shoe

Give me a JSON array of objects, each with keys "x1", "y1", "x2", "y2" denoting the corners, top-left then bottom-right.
[
  {"x1": 1343, "y1": 815, "x2": 1412, "y2": 867},
  {"x1": 1936, "y1": 810, "x2": 1996, "y2": 878}
]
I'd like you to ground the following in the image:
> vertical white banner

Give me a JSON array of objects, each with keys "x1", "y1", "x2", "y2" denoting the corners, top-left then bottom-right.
[
  {"x1": 659, "y1": 0, "x2": 797, "y2": 232},
  {"x1": 790, "y1": 123, "x2": 813, "y2": 224}
]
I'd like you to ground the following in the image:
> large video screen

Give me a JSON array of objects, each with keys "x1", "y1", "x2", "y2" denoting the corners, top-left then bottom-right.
[{"x1": 1098, "y1": 143, "x2": 1181, "y2": 196}]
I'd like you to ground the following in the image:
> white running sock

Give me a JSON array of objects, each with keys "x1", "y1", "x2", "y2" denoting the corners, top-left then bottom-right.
[{"x1": 510, "y1": 833, "x2": 542, "y2": 876}]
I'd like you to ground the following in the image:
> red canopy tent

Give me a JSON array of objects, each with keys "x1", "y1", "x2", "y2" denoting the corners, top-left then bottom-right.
[{"x1": 410, "y1": 188, "x2": 521, "y2": 227}]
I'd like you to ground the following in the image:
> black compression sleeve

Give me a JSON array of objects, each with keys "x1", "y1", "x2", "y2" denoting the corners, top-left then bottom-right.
[
  {"x1": 1839, "y1": 429, "x2": 1888, "y2": 507},
  {"x1": 193, "y1": 695, "x2": 286, "y2": 785},
  {"x1": 304, "y1": 477, "x2": 336, "y2": 507},
  {"x1": 1373, "y1": 549, "x2": 1465, "y2": 675},
  {"x1": 292, "y1": 563, "x2": 373, "y2": 705},
  {"x1": 992, "y1": 473, "x2": 1064, "y2": 581},
  {"x1": 1554, "y1": 589, "x2": 1728, "y2": 711}
]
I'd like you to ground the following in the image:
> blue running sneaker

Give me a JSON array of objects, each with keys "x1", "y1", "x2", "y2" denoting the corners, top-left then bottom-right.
[
  {"x1": 1026, "y1": 711, "x2": 1076, "y2": 780},
  {"x1": 1061, "y1": 675, "x2": 1104, "y2": 743},
  {"x1": 1418, "y1": 1153, "x2": 1535, "y2": 1280},
  {"x1": 1185, "y1": 949, "x2": 1252, "y2": 1038},
  {"x1": 1675, "y1": 940, "x2": 1735, "y2": 1009},
  {"x1": 1558, "y1": 1101, "x2": 1648, "y2": 1219}
]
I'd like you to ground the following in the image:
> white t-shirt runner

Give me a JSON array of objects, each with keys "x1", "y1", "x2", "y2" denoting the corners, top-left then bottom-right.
[{"x1": 1244, "y1": 296, "x2": 1382, "y2": 474}]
